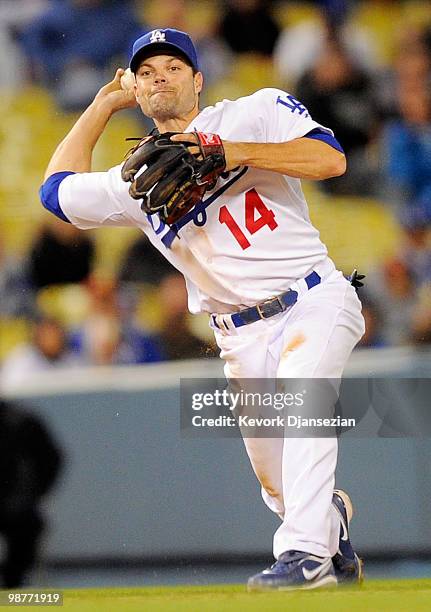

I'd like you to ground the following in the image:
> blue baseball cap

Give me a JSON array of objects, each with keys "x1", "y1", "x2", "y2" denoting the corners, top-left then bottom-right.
[{"x1": 130, "y1": 28, "x2": 199, "y2": 73}]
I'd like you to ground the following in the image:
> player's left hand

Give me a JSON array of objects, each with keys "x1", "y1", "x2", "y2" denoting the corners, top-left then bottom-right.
[
  {"x1": 170, "y1": 133, "x2": 236, "y2": 171},
  {"x1": 169, "y1": 133, "x2": 200, "y2": 155}
]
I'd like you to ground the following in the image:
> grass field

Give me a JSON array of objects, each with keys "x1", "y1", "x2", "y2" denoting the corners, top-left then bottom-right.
[{"x1": 14, "y1": 579, "x2": 431, "y2": 611}]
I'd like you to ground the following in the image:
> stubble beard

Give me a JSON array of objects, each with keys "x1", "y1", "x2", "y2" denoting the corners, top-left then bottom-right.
[
  {"x1": 147, "y1": 93, "x2": 178, "y2": 122},
  {"x1": 146, "y1": 88, "x2": 195, "y2": 123}
]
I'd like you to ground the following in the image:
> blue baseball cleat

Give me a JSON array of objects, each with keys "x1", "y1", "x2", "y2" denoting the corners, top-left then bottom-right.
[
  {"x1": 247, "y1": 550, "x2": 337, "y2": 591},
  {"x1": 332, "y1": 489, "x2": 364, "y2": 583}
]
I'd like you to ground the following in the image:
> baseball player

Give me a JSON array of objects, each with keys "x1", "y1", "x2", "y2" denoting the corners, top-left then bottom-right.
[{"x1": 39, "y1": 29, "x2": 365, "y2": 590}]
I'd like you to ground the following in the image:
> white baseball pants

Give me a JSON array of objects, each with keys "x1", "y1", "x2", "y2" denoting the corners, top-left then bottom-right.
[{"x1": 212, "y1": 266, "x2": 365, "y2": 559}]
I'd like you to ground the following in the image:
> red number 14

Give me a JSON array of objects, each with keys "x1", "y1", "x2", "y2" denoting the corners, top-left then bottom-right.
[{"x1": 219, "y1": 189, "x2": 278, "y2": 249}]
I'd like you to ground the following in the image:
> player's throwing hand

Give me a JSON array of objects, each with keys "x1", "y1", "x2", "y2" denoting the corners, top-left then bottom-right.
[{"x1": 94, "y1": 68, "x2": 138, "y2": 114}]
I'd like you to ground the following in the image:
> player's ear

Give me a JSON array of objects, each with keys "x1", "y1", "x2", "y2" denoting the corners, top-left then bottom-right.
[{"x1": 194, "y1": 71, "x2": 203, "y2": 96}]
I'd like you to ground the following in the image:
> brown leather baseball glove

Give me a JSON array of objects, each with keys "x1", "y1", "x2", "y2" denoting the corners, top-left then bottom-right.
[{"x1": 121, "y1": 131, "x2": 226, "y2": 225}]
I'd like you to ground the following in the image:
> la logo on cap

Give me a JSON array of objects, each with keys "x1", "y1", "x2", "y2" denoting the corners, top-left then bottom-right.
[{"x1": 150, "y1": 30, "x2": 166, "y2": 43}]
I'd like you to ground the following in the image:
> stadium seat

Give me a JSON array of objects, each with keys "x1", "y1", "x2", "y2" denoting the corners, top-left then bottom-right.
[
  {"x1": 306, "y1": 187, "x2": 402, "y2": 272},
  {"x1": 0, "y1": 317, "x2": 30, "y2": 362}
]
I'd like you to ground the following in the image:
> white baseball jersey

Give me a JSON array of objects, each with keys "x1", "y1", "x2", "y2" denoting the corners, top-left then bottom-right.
[{"x1": 58, "y1": 88, "x2": 335, "y2": 314}]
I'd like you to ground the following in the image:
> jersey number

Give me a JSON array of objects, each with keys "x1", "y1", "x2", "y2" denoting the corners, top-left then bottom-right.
[{"x1": 219, "y1": 189, "x2": 278, "y2": 250}]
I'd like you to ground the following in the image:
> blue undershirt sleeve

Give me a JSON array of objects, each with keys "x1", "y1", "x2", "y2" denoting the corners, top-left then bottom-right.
[
  {"x1": 304, "y1": 128, "x2": 344, "y2": 154},
  {"x1": 39, "y1": 171, "x2": 76, "y2": 223}
]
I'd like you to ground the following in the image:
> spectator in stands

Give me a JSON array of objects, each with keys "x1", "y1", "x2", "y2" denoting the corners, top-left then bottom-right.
[
  {"x1": 0, "y1": 1, "x2": 48, "y2": 89},
  {"x1": 295, "y1": 35, "x2": 378, "y2": 194},
  {"x1": 411, "y1": 283, "x2": 431, "y2": 344},
  {"x1": 70, "y1": 271, "x2": 163, "y2": 365},
  {"x1": 156, "y1": 273, "x2": 214, "y2": 361},
  {"x1": 119, "y1": 234, "x2": 175, "y2": 285},
  {"x1": 218, "y1": 0, "x2": 280, "y2": 57},
  {"x1": 397, "y1": 208, "x2": 431, "y2": 346},
  {"x1": 0, "y1": 398, "x2": 63, "y2": 587},
  {"x1": 382, "y1": 80, "x2": 431, "y2": 213},
  {"x1": 375, "y1": 26, "x2": 431, "y2": 123},
  {"x1": 397, "y1": 205, "x2": 431, "y2": 286},
  {"x1": 274, "y1": 2, "x2": 378, "y2": 89},
  {"x1": 28, "y1": 218, "x2": 94, "y2": 289},
  {"x1": 363, "y1": 205, "x2": 431, "y2": 347},
  {"x1": 0, "y1": 235, "x2": 35, "y2": 318},
  {"x1": 0, "y1": 315, "x2": 76, "y2": 389},
  {"x1": 365, "y1": 258, "x2": 418, "y2": 347},
  {"x1": 356, "y1": 295, "x2": 385, "y2": 348},
  {"x1": 19, "y1": 0, "x2": 142, "y2": 110}
]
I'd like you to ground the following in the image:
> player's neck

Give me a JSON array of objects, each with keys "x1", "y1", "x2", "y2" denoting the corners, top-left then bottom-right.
[{"x1": 154, "y1": 107, "x2": 200, "y2": 134}]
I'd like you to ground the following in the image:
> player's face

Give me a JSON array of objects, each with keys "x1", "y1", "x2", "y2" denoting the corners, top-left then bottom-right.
[{"x1": 134, "y1": 54, "x2": 203, "y2": 122}]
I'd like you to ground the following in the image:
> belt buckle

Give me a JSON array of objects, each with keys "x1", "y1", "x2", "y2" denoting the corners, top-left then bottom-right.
[{"x1": 256, "y1": 296, "x2": 284, "y2": 319}]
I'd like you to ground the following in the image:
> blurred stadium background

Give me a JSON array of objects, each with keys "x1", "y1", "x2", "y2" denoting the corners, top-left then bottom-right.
[{"x1": 0, "y1": 0, "x2": 431, "y2": 594}]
